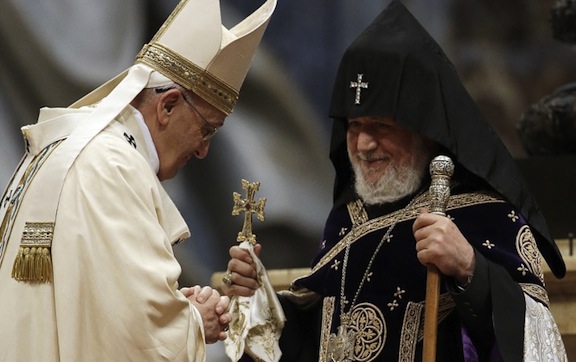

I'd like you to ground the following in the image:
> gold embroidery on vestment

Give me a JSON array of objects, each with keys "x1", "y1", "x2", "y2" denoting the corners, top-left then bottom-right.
[
  {"x1": 399, "y1": 294, "x2": 455, "y2": 361},
  {"x1": 311, "y1": 191, "x2": 503, "y2": 361},
  {"x1": 312, "y1": 192, "x2": 504, "y2": 273},
  {"x1": 517, "y1": 263, "x2": 529, "y2": 276},
  {"x1": 321, "y1": 300, "x2": 386, "y2": 362},
  {"x1": 508, "y1": 210, "x2": 519, "y2": 222},
  {"x1": 388, "y1": 286, "x2": 407, "y2": 311},
  {"x1": 418, "y1": 294, "x2": 455, "y2": 341},
  {"x1": 516, "y1": 225, "x2": 544, "y2": 283},
  {"x1": 400, "y1": 301, "x2": 423, "y2": 362},
  {"x1": 482, "y1": 239, "x2": 495, "y2": 249},
  {"x1": 12, "y1": 222, "x2": 54, "y2": 282},
  {"x1": 348, "y1": 199, "x2": 369, "y2": 227},
  {"x1": 319, "y1": 297, "x2": 336, "y2": 362},
  {"x1": 348, "y1": 302, "x2": 386, "y2": 361},
  {"x1": 521, "y1": 283, "x2": 550, "y2": 307},
  {"x1": 331, "y1": 259, "x2": 341, "y2": 270},
  {"x1": 0, "y1": 140, "x2": 61, "y2": 275},
  {"x1": 447, "y1": 192, "x2": 504, "y2": 209},
  {"x1": 322, "y1": 295, "x2": 457, "y2": 361}
]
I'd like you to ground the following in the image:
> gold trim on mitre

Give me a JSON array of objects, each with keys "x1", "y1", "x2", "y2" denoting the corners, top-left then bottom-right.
[
  {"x1": 137, "y1": 43, "x2": 237, "y2": 115},
  {"x1": 135, "y1": 0, "x2": 277, "y2": 115}
]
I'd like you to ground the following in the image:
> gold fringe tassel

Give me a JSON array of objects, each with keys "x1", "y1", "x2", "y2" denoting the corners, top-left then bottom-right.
[
  {"x1": 12, "y1": 221, "x2": 54, "y2": 283},
  {"x1": 12, "y1": 246, "x2": 53, "y2": 283}
]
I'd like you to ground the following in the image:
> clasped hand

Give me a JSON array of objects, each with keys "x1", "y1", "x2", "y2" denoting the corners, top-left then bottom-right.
[{"x1": 180, "y1": 285, "x2": 231, "y2": 343}]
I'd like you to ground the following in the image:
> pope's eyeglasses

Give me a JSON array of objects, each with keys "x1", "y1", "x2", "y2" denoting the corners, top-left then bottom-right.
[
  {"x1": 180, "y1": 91, "x2": 219, "y2": 141},
  {"x1": 155, "y1": 87, "x2": 219, "y2": 141}
]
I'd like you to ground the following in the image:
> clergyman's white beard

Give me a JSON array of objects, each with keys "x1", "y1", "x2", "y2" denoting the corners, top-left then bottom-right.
[{"x1": 350, "y1": 146, "x2": 429, "y2": 205}]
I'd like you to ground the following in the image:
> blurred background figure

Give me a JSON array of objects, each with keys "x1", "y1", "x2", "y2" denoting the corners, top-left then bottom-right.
[
  {"x1": 551, "y1": 0, "x2": 576, "y2": 44},
  {"x1": 518, "y1": 82, "x2": 576, "y2": 157}
]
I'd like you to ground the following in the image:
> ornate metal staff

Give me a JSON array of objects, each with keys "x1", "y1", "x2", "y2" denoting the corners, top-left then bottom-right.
[{"x1": 423, "y1": 155, "x2": 454, "y2": 362}]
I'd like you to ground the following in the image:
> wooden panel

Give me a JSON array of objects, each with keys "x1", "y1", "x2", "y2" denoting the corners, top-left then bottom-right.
[
  {"x1": 562, "y1": 335, "x2": 576, "y2": 361},
  {"x1": 211, "y1": 267, "x2": 310, "y2": 293}
]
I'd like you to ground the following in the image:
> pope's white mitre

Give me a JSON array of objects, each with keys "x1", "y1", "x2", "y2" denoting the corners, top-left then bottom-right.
[
  {"x1": 136, "y1": 0, "x2": 276, "y2": 115},
  {"x1": 72, "y1": 0, "x2": 276, "y2": 115}
]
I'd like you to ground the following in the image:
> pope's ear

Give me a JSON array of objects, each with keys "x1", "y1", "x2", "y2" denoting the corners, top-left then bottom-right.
[{"x1": 157, "y1": 88, "x2": 180, "y2": 123}]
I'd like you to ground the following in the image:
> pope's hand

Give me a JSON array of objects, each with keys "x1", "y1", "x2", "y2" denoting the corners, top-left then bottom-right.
[{"x1": 182, "y1": 286, "x2": 231, "y2": 343}]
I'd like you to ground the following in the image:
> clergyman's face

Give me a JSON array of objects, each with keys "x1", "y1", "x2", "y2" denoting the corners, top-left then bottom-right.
[{"x1": 346, "y1": 116, "x2": 433, "y2": 204}]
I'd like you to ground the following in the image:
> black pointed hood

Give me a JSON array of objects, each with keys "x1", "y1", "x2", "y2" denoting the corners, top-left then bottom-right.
[{"x1": 328, "y1": 0, "x2": 565, "y2": 278}]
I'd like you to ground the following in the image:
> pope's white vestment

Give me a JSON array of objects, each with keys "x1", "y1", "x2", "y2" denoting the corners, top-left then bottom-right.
[{"x1": 0, "y1": 105, "x2": 206, "y2": 361}]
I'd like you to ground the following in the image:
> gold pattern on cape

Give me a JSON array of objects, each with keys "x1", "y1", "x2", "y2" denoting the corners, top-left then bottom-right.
[
  {"x1": 317, "y1": 191, "x2": 501, "y2": 361},
  {"x1": 520, "y1": 283, "x2": 550, "y2": 307},
  {"x1": 12, "y1": 222, "x2": 54, "y2": 282},
  {"x1": 232, "y1": 179, "x2": 266, "y2": 244},
  {"x1": 0, "y1": 157, "x2": 27, "y2": 265},
  {"x1": 329, "y1": 193, "x2": 422, "y2": 361},
  {"x1": 319, "y1": 297, "x2": 336, "y2": 362},
  {"x1": 347, "y1": 199, "x2": 369, "y2": 226},
  {"x1": 399, "y1": 294, "x2": 455, "y2": 362},
  {"x1": 348, "y1": 302, "x2": 386, "y2": 361},
  {"x1": 400, "y1": 301, "x2": 424, "y2": 362},
  {"x1": 310, "y1": 191, "x2": 505, "y2": 274},
  {"x1": 0, "y1": 140, "x2": 61, "y2": 272},
  {"x1": 417, "y1": 294, "x2": 455, "y2": 341},
  {"x1": 515, "y1": 225, "x2": 544, "y2": 283}
]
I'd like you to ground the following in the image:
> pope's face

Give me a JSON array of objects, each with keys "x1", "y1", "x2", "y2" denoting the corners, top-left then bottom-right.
[
  {"x1": 157, "y1": 90, "x2": 225, "y2": 180},
  {"x1": 346, "y1": 116, "x2": 418, "y2": 185}
]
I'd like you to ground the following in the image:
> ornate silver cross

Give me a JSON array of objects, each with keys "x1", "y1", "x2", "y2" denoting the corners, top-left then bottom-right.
[{"x1": 350, "y1": 73, "x2": 369, "y2": 105}]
